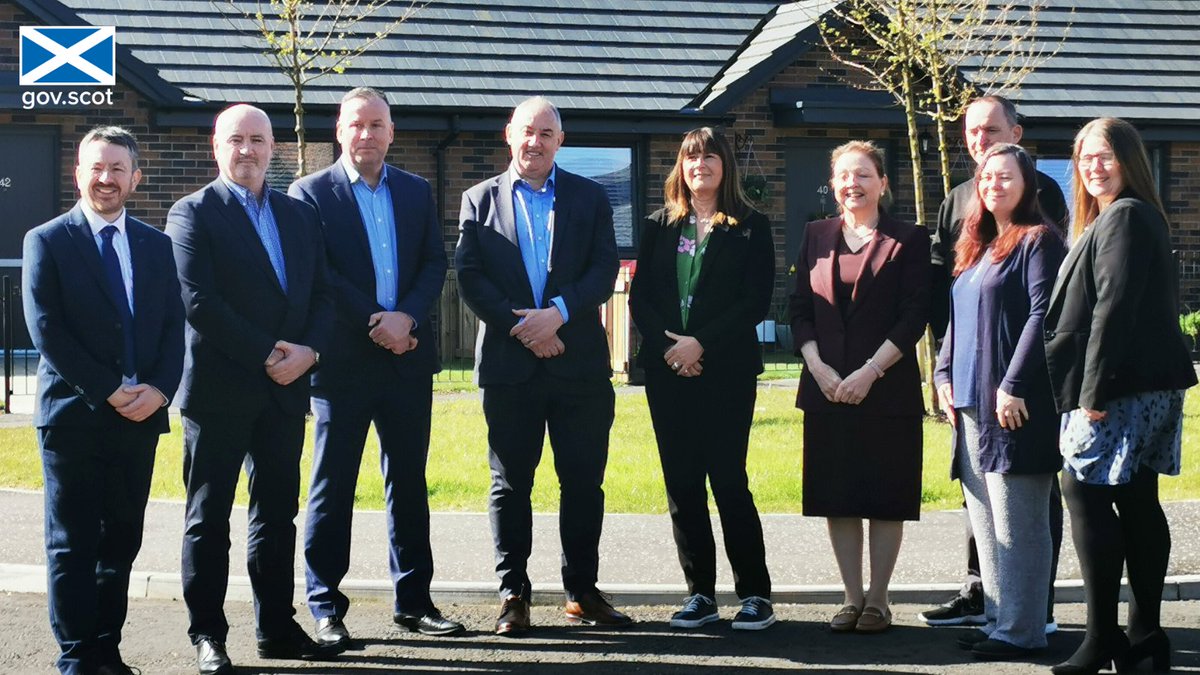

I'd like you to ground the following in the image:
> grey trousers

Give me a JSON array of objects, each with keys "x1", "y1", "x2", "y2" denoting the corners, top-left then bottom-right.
[{"x1": 959, "y1": 410, "x2": 1053, "y2": 648}]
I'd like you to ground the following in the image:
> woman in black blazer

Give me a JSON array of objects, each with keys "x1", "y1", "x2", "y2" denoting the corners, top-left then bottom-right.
[
  {"x1": 629, "y1": 127, "x2": 776, "y2": 631},
  {"x1": 1045, "y1": 118, "x2": 1197, "y2": 675}
]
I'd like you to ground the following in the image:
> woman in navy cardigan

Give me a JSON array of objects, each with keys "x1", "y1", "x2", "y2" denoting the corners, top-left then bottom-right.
[{"x1": 934, "y1": 144, "x2": 1065, "y2": 661}]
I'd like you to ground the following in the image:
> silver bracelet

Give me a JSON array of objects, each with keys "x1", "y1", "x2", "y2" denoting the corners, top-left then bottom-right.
[{"x1": 865, "y1": 358, "x2": 885, "y2": 378}]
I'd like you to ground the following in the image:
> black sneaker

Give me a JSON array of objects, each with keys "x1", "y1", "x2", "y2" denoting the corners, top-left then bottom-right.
[
  {"x1": 918, "y1": 594, "x2": 985, "y2": 626},
  {"x1": 731, "y1": 596, "x2": 776, "y2": 631},
  {"x1": 670, "y1": 594, "x2": 718, "y2": 628}
]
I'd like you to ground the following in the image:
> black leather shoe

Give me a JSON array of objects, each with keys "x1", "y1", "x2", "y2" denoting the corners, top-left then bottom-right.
[
  {"x1": 1117, "y1": 629, "x2": 1171, "y2": 672},
  {"x1": 195, "y1": 638, "x2": 234, "y2": 675},
  {"x1": 315, "y1": 616, "x2": 353, "y2": 650},
  {"x1": 495, "y1": 595, "x2": 531, "y2": 636},
  {"x1": 956, "y1": 629, "x2": 990, "y2": 650},
  {"x1": 97, "y1": 663, "x2": 140, "y2": 675},
  {"x1": 394, "y1": 607, "x2": 465, "y2": 636},
  {"x1": 972, "y1": 638, "x2": 1042, "y2": 661},
  {"x1": 257, "y1": 623, "x2": 343, "y2": 660}
]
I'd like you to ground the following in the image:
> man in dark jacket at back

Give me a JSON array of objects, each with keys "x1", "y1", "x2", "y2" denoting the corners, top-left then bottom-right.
[{"x1": 922, "y1": 95, "x2": 1067, "y2": 633}]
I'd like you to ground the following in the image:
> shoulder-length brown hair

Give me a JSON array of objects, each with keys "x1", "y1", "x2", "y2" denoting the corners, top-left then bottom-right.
[
  {"x1": 664, "y1": 126, "x2": 750, "y2": 226},
  {"x1": 954, "y1": 143, "x2": 1053, "y2": 276},
  {"x1": 1071, "y1": 117, "x2": 1167, "y2": 239}
]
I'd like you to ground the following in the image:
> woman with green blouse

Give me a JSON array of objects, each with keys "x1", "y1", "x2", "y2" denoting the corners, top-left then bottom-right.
[{"x1": 629, "y1": 127, "x2": 777, "y2": 631}]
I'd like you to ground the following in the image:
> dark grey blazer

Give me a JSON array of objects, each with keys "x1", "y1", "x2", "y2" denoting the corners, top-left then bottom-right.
[{"x1": 455, "y1": 167, "x2": 619, "y2": 386}]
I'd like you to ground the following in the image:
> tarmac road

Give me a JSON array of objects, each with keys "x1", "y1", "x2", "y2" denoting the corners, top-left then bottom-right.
[{"x1": 2, "y1": 593, "x2": 1198, "y2": 674}]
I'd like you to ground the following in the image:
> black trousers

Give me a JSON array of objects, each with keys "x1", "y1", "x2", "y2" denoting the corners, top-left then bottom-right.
[
  {"x1": 482, "y1": 371, "x2": 615, "y2": 601},
  {"x1": 961, "y1": 473, "x2": 1063, "y2": 618},
  {"x1": 39, "y1": 425, "x2": 158, "y2": 675},
  {"x1": 645, "y1": 368, "x2": 771, "y2": 600},
  {"x1": 180, "y1": 403, "x2": 306, "y2": 643},
  {"x1": 1062, "y1": 470, "x2": 1170, "y2": 641}
]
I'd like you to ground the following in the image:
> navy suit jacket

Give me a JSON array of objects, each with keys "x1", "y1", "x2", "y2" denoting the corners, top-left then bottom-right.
[
  {"x1": 166, "y1": 178, "x2": 335, "y2": 416},
  {"x1": 23, "y1": 204, "x2": 185, "y2": 432},
  {"x1": 288, "y1": 160, "x2": 446, "y2": 387},
  {"x1": 455, "y1": 167, "x2": 618, "y2": 386}
]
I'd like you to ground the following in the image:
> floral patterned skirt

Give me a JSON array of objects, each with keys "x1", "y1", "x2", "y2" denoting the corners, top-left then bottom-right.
[{"x1": 1059, "y1": 390, "x2": 1185, "y2": 486}]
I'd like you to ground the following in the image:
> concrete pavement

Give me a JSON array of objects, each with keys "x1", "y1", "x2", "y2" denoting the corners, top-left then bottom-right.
[{"x1": 3, "y1": 488, "x2": 1200, "y2": 607}]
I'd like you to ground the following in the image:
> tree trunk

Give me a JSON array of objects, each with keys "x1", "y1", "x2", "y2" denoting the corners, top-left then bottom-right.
[
  {"x1": 290, "y1": 8, "x2": 305, "y2": 178},
  {"x1": 295, "y1": 82, "x2": 305, "y2": 178},
  {"x1": 933, "y1": 90, "x2": 952, "y2": 198},
  {"x1": 901, "y1": 69, "x2": 925, "y2": 226}
]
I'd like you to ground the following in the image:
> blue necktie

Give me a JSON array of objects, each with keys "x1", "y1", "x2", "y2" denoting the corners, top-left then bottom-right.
[{"x1": 100, "y1": 225, "x2": 136, "y2": 378}]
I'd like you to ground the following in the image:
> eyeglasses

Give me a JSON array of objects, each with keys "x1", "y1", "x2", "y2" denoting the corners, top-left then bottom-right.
[{"x1": 1077, "y1": 153, "x2": 1116, "y2": 169}]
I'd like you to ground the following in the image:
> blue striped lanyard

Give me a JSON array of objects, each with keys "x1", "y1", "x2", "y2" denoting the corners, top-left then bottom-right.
[{"x1": 515, "y1": 188, "x2": 555, "y2": 273}]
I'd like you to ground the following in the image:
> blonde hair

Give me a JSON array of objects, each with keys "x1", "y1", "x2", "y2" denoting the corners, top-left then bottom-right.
[
  {"x1": 1071, "y1": 117, "x2": 1166, "y2": 239},
  {"x1": 663, "y1": 127, "x2": 749, "y2": 226}
]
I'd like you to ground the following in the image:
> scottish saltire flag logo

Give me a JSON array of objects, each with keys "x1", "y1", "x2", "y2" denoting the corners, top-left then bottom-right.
[{"x1": 19, "y1": 26, "x2": 116, "y2": 86}]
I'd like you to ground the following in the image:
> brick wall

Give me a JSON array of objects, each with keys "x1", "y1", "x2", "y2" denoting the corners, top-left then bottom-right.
[
  {"x1": 1167, "y1": 141, "x2": 1200, "y2": 310},
  {"x1": 6, "y1": 0, "x2": 1200, "y2": 330}
]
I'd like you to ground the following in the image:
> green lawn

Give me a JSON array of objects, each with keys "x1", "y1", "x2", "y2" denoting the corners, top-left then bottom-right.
[{"x1": 2, "y1": 387, "x2": 1197, "y2": 513}]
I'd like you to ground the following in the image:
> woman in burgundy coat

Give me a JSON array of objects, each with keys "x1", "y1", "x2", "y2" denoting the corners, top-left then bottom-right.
[{"x1": 789, "y1": 140, "x2": 930, "y2": 634}]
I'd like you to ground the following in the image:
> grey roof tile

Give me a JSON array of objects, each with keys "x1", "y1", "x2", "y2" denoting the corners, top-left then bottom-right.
[{"x1": 62, "y1": 0, "x2": 777, "y2": 111}]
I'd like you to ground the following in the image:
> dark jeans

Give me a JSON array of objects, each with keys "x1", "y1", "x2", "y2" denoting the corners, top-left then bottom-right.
[
  {"x1": 180, "y1": 404, "x2": 305, "y2": 643},
  {"x1": 482, "y1": 371, "x2": 615, "y2": 601},
  {"x1": 305, "y1": 376, "x2": 435, "y2": 620},
  {"x1": 645, "y1": 369, "x2": 770, "y2": 600},
  {"x1": 1062, "y1": 470, "x2": 1170, "y2": 641},
  {"x1": 961, "y1": 476, "x2": 1063, "y2": 618},
  {"x1": 39, "y1": 424, "x2": 157, "y2": 675}
]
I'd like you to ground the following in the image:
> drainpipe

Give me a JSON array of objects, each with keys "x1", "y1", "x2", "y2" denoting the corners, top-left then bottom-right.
[
  {"x1": 432, "y1": 115, "x2": 461, "y2": 365},
  {"x1": 433, "y1": 114, "x2": 461, "y2": 230}
]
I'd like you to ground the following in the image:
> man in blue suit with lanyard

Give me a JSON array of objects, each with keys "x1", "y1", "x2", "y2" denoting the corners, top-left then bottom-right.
[
  {"x1": 289, "y1": 87, "x2": 461, "y2": 648},
  {"x1": 455, "y1": 96, "x2": 628, "y2": 635},
  {"x1": 23, "y1": 126, "x2": 184, "y2": 675}
]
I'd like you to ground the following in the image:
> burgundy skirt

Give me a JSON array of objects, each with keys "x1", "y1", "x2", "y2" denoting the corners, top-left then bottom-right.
[{"x1": 802, "y1": 412, "x2": 923, "y2": 521}]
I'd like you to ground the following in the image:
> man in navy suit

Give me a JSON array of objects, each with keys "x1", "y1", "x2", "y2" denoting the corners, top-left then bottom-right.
[
  {"x1": 455, "y1": 96, "x2": 628, "y2": 635},
  {"x1": 288, "y1": 87, "x2": 460, "y2": 647},
  {"x1": 166, "y1": 104, "x2": 337, "y2": 674},
  {"x1": 23, "y1": 126, "x2": 184, "y2": 675}
]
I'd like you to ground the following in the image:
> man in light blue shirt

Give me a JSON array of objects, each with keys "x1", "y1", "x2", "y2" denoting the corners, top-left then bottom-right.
[
  {"x1": 455, "y1": 96, "x2": 625, "y2": 635},
  {"x1": 289, "y1": 87, "x2": 457, "y2": 648}
]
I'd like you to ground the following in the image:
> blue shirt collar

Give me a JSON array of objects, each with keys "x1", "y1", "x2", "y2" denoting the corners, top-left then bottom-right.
[
  {"x1": 341, "y1": 155, "x2": 388, "y2": 188},
  {"x1": 509, "y1": 163, "x2": 556, "y2": 193},
  {"x1": 220, "y1": 174, "x2": 270, "y2": 207}
]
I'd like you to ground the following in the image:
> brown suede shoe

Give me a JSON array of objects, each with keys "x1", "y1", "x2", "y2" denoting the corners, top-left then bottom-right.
[
  {"x1": 495, "y1": 595, "x2": 531, "y2": 636},
  {"x1": 564, "y1": 591, "x2": 633, "y2": 627}
]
